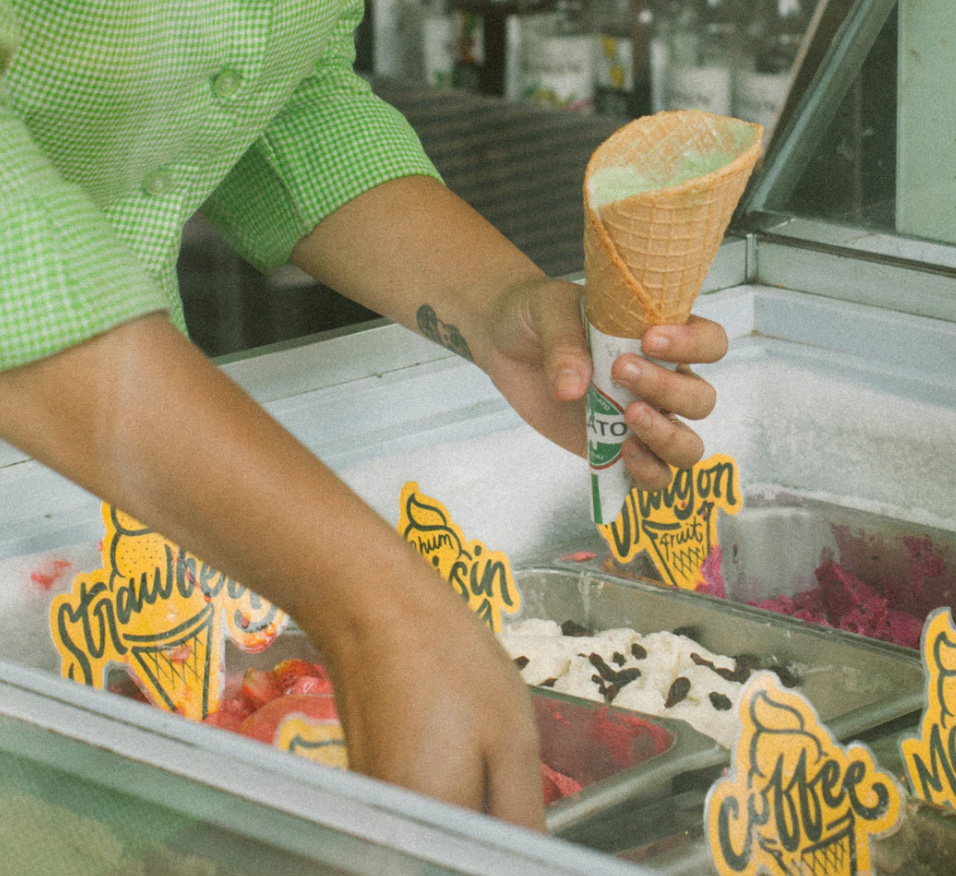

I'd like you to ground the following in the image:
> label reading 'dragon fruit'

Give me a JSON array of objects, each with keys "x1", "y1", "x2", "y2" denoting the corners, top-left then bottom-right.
[
  {"x1": 50, "y1": 503, "x2": 287, "y2": 720},
  {"x1": 398, "y1": 482, "x2": 519, "y2": 632},
  {"x1": 597, "y1": 453, "x2": 742, "y2": 591},
  {"x1": 706, "y1": 672, "x2": 903, "y2": 876},
  {"x1": 901, "y1": 608, "x2": 956, "y2": 809}
]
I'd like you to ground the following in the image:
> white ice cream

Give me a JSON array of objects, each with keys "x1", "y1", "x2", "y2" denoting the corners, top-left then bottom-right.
[{"x1": 497, "y1": 619, "x2": 779, "y2": 748}]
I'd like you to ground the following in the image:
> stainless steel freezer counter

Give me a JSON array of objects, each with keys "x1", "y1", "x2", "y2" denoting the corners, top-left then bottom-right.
[
  {"x1": 0, "y1": 266, "x2": 954, "y2": 873},
  {"x1": 0, "y1": 656, "x2": 658, "y2": 876},
  {"x1": 3, "y1": 0, "x2": 956, "y2": 872}
]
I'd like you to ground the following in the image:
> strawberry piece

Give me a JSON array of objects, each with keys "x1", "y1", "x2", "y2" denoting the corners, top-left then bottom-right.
[
  {"x1": 541, "y1": 765, "x2": 561, "y2": 805},
  {"x1": 202, "y1": 694, "x2": 252, "y2": 733},
  {"x1": 272, "y1": 659, "x2": 317, "y2": 692},
  {"x1": 240, "y1": 667, "x2": 283, "y2": 711},
  {"x1": 285, "y1": 674, "x2": 334, "y2": 696},
  {"x1": 203, "y1": 698, "x2": 252, "y2": 733},
  {"x1": 540, "y1": 763, "x2": 583, "y2": 804},
  {"x1": 239, "y1": 694, "x2": 340, "y2": 745}
]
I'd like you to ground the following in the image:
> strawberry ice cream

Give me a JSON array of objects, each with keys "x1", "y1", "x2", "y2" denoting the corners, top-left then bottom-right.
[
  {"x1": 198, "y1": 655, "x2": 672, "y2": 806},
  {"x1": 750, "y1": 534, "x2": 954, "y2": 650}
]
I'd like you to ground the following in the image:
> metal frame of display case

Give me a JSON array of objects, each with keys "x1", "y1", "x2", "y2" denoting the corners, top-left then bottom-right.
[
  {"x1": 747, "y1": 0, "x2": 897, "y2": 209},
  {"x1": 0, "y1": 659, "x2": 651, "y2": 876},
  {"x1": 2, "y1": 1, "x2": 955, "y2": 869}
]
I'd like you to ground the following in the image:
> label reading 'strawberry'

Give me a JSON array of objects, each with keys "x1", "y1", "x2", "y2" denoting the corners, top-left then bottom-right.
[
  {"x1": 398, "y1": 481, "x2": 520, "y2": 632},
  {"x1": 900, "y1": 608, "x2": 956, "y2": 809},
  {"x1": 276, "y1": 716, "x2": 349, "y2": 769},
  {"x1": 706, "y1": 672, "x2": 903, "y2": 876},
  {"x1": 50, "y1": 503, "x2": 287, "y2": 720},
  {"x1": 597, "y1": 453, "x2": 742, "y2": 591}
]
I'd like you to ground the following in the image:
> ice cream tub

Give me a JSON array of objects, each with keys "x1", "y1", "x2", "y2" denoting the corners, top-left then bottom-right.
[
  {"x1": 507, "y1": 565, "x2": 925, "y2": 837},
  {"x1": 533, "y1": 692, "x2": 688, "y2": 811},
  {"x1": 542, "y1": 491, "x2": 956, "y2": 653},
  {"x1": 510, "y1": 566, "x2": 924, "y2": 738},
  {"x1": 537, "y1": 688, "x2": 724, "y2": 839},
  {"x1": 714, "y1": 493, "x2": 956, "y2": 651}
]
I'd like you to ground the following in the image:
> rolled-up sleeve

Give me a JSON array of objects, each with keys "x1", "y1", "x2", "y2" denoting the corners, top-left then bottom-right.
[
  {"x1": 0, "y1": 9, "x2": 170, "y2": 371},
  {"x1": 201, "y1": 0, "x2": 441, "y2": 273}
]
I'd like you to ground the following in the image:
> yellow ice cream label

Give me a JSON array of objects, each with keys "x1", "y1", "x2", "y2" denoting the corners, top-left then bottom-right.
[
  {"x1": 706, "y1": 672, "x2": 903, "y2": 876},
  {"x1": 398, "y1": 482, "x2": 519, "y2": 632},
  {"x1": 597, "y1": 454, "x2": 741, "y2": 590},
  {"x1": 900, "y1": 608, "x2": 956, "y2": 809},
  {"x1": 50, "y1": 503, "x2": 287, "y2": 720},
  {"x1": 276, "y1": 717, "x2": 349, "y2": 769}
]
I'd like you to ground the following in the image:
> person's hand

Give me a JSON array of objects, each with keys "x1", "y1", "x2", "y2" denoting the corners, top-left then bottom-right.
[
  {"x1": 484, "y1": 277, "x2": 728, "y2": 491},
  {"x1": 0, "y1": 312, "x2": 546, "y2": 829},
  {"x1": 296, "y1": 558, "x2": 546, "y2": 831}
]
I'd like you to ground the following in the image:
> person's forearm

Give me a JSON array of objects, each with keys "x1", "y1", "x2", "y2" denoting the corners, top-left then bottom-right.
[
  {"x1": 290, "y1": 175, "x2": 547, "y2": 369},
  {"x1": 0, "y1": 313, "x2": 436, "y2": 651},
  {"x1": 0, "y1": 312, "x2": 548, "y2": 826}
]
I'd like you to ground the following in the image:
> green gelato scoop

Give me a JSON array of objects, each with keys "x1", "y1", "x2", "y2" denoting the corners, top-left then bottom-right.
[{"x1": 589, "y1": 150, "x2": 735, "y2": 209}]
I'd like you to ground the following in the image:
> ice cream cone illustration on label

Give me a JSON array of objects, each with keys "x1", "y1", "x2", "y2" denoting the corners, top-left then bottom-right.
[
  {"x1": 706, "y1": 672, "x2": 902, "y2": 875},
  {"x1": 51, "y1": 503, "x2": 287, "y2": 720},
  {"x1": 901, "y1": 608, "x2": 956, "y2": 809},
  {"x1": 598, "y1": 453, "x2": 741, "y2": 591},
  {"x1": 583, "y1": 110, "x2": 762, "y2": 523},
  {"x1": 398, "y1": 482, "x2": 520, "y2": 632}
]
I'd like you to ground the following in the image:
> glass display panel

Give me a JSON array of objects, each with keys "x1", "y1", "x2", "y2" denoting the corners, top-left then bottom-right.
[
  {"x1": 747, "y1": 0, "x2": 956, "y2": 255},
  {"x1": 0, "y1": 712, "x2": 450, "y2": 876}
]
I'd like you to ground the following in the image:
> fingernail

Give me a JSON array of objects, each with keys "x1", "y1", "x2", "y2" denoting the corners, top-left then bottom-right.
[
  {"x1": 628, "y1": 403, "x2": 652, "y2": 429},
  {"x1": 618, "y1": 359, "x2": 641, "y2": 382},
  {"x1": 643, "y1": 333, "x2": 670, "y2": 356},
  {"x1": 553, "y1": 368, "x2": 583, "y2": 397}
]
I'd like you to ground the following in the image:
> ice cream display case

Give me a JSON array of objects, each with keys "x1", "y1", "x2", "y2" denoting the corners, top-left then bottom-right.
[{"x1": 2, "y1": 0, "x2": 956, "y2": 873}]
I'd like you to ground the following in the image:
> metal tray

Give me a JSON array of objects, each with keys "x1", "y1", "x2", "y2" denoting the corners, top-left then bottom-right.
[
  {"x1": 510, "y1": 566, "x2": 925, "y2": 839},
  {"x1": 527, "y1": 492, "x2": 956, "y2": 650},
  {"x1": 715, "y1": 494, "x2": 956, "y2": 614},
  {"x1": 0, "y1": 527, "x2": 929, "y2": 852}
]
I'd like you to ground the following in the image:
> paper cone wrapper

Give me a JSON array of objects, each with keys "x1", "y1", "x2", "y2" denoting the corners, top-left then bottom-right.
[{"x1": 584, "y1": 110, "x2": 762, "y2": 524}]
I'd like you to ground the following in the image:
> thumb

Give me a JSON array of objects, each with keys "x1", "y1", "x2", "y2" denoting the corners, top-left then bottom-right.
[{"x1": 530, "y1": 281, "x2": 591, "y2": 401}]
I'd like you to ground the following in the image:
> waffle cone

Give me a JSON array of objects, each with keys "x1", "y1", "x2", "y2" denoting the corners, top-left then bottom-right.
[{"x1": 584, "y1": 111, "x2": 763, "y2": 338}]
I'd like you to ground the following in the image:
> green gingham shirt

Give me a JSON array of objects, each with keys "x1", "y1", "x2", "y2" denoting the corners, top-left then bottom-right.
[{"x1": 0, "y1": 0, "x2": 440, "y2": 370}]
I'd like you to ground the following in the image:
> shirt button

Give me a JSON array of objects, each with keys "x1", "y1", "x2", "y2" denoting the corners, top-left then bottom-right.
[
  {"x1": 212, "y1": 68, "x2": 242, "y2": 99},
  {"x1": 143, "y1": 170, "x2": 172, "y2": 196}
]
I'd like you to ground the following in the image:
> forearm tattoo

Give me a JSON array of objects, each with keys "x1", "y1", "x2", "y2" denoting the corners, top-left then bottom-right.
[{"x1": 416, "y1": 304, "x2": 473, "y2": 362}]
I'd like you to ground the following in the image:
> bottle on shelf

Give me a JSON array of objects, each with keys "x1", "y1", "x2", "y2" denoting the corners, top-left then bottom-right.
[
  {"x1": 452, "y1": 5, "x2": 486, "y2": 92},
  {"x1": 456, "y1": 0, "x2": 555, "y2": 101},
  {"x1": 667, "y1": 0, "x2": 741, "y2": 117},
  {"x1": 757, "y1": 0, "x2": 810, "y2": 75},
  {"x1": 645, "y1": 0, "x2": 685, "y2": 115},
  {"x1": 421, "y1": 0, "x2": 458, "y2": 88},
  {"x1": 593, "y1": 0, "x2": 651, "y2": 119},
  {"x1": 521, "y1": 0, "x2": 597, "y2": 112},
  {"x1": 398, "y1": 0, "x2": 425, "y2": 81},
  {"x1": 369, "y1": 0, "x2": 404, "y2": 76},
  {"x1": 735, "y1": 0, "x2": 811, "y2": 143}
]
